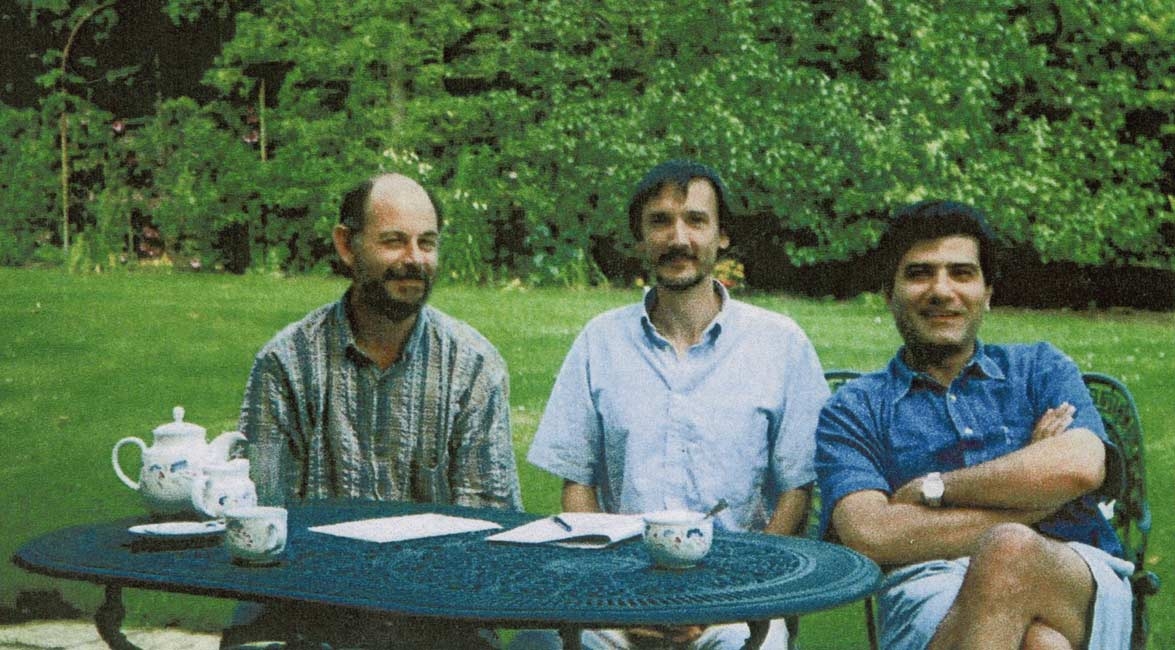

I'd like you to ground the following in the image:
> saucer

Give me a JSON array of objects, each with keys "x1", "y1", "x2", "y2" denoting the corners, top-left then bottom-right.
[{"x1": 128, "y1": 520, "x2": 226, "y2": 538}]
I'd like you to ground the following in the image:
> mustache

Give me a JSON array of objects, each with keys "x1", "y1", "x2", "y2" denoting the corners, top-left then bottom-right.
[
  {"x1": 382, "y1": 266, "x2": 430, "y2": 282},
  {"x1": 656, "y1": 248, "x2": 696, "y2": 265}
]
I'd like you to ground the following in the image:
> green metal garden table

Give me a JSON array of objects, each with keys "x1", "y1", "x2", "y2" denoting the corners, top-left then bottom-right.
[{"x1": 12, "y1": 500, "x2": 881, "y2": 650}]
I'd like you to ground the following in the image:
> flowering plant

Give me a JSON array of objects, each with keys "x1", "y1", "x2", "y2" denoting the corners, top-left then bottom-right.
[{"x1": 714, "y1": 258, "x2": 745, "y2": 290}]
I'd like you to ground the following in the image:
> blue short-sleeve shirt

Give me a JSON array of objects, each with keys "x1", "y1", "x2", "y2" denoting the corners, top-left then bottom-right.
[
  {"x1": 816, "y1": 341, "x2": 1124, "y2": 558},
  {"x1": 527, "y1": 282, "x2": 830, "y2": 532}
]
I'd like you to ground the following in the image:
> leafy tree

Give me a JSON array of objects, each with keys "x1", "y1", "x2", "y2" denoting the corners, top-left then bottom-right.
[
  {"x1": 28, "y1": 0, "x2": 123, "y2": 255},
  {"x1": 14, "y1": 0, "x2": 234, "y2": 268},
  {"x1": 3, "y1": 0, "x2": 1174, "y2": 302},
  {"x1": 0, "y1": 105, "x2": 59, "y2": 265}
]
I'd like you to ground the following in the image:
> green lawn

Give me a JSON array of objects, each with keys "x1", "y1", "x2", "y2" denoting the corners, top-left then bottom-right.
[{"x1": 1, "y1": 268, "x2": 1171, "y2": 648}]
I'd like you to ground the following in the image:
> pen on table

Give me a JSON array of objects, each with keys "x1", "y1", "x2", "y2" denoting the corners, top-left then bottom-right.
[{"x1": 552, "y1": 515, "x2": 573, "y2": 532}]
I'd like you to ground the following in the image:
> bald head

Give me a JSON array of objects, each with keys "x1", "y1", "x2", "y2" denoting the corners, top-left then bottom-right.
[{"x1": 339, "y1": 173, "x2": 444, "y2": 235}]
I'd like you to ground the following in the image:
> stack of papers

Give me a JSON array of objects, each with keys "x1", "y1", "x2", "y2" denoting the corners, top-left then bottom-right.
[
  {"x1": 309, "y1": 514, "x2": 502, "y2": 543},
  {"x1": 486, "y1": 513, "x2": 645, "y2": 549}
]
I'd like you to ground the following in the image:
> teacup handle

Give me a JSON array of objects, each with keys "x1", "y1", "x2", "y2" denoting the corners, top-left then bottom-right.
[
  {"x1": 264, "y1": 523, "x2": 282, "y2": 552},
  {"x1": 111, "y1": 437, "x2": 147, "y2": 490}
]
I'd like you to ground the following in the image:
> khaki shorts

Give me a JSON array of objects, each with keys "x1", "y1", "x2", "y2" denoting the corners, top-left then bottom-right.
[{"x1": 877, "y1": 541, "x2": 1133, "y2": 650}]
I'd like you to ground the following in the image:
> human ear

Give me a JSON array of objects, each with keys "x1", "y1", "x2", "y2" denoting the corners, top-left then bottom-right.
[{"x1": 333, "y1": 225, "x2": 355, "y2": 269}]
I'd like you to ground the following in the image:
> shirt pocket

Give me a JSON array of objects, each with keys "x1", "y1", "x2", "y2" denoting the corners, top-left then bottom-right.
[
  {"x1": 888, "y1": 429, "x2": 948, "y2": 486},
  {"x1": 975, "y1": 410, "x2": 1035, "y2": 464}
]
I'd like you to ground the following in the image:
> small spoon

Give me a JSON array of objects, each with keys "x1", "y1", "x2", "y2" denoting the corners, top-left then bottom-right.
[{"x1": 703, "y1": 498, "x2": 728, "y2": 519}]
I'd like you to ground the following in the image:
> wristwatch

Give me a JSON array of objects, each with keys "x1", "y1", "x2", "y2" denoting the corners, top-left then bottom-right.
[{"x1": 921, "y1": 472, "x2": 945, "y2": 507}]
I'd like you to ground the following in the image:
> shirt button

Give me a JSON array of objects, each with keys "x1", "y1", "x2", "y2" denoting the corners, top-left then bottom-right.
[
  {"x1": 949, "y1": 394, "x2": 958, "y2": 402},
  {"x1": 963, "y1": 427, "x2": 974, "y2": 435}
]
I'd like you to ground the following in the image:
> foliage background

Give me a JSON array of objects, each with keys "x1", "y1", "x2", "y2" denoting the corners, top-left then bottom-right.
[{"x1": 2, "y1": 1, "x2": 1175, "y2": 306}]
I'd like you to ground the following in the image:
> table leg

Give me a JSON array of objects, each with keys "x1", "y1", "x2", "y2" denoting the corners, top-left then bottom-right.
[
  {"x1": 558, "y1": 626, "x2": 583, "y2": 650},
  {"x1": 741, "y1": 620, "x2": 769, "y2": 650},
  {"x1": 95, "y1": 585, "x2": 144, "y2": 650}
]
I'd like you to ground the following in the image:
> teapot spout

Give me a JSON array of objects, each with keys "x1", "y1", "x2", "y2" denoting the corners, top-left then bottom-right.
[{"x1": 208, "y1": 430, "x2": 248, "y2": 462}]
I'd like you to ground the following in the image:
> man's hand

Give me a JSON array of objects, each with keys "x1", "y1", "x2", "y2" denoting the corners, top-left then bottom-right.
[
  {"x1": 1031, "y1": 403, "x2": 1075, "y2": 442},
  {"x1": 891, "y1": 475, "x2": 925, "y2": 505},
  {"x1": 626, "y1": 625, "x2": 706, "y2": 646}
]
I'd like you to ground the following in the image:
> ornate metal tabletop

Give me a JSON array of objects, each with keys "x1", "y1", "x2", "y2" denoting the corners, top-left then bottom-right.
[{"x1": 13, "y1": 500, "x2": 881, "y2": 648}]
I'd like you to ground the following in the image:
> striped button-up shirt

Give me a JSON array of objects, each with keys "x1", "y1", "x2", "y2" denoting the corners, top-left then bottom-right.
[{"x1": 240, "y1": 297, "x2": 522, "y2": 511}]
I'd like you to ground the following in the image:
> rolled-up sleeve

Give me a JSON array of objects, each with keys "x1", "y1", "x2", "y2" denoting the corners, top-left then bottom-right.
[
  {"x1": 527, "y1": 331, "x2": 602, "y2": 487},
  {"x1": 770, "y1": 331, "x2": 829, "y2": 495},
  {"x1": 815, "y1": 387, "x2": 892, "y2": 538}
]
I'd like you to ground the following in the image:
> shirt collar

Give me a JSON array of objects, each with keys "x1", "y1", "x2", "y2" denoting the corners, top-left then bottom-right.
[
  {"x1": 639, "y1": 280, "x2": 729, "y2": 347},
  {"x1": 333, "y1": 295, "x2": 358, "y2": 355},
  {"x1": 336, "y1": 291, "x2": 430, "y2": 366},
  {"x1": 888, "y1": 339, "x2": 1003, "y2": 399}
]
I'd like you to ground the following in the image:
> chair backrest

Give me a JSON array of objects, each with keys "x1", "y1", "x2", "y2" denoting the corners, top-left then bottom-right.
[
  {"x1": 823, "y1": 369, "x2": 863, "y2": 396},
  {"x1": 1082, "y1": 372, "x2": 1152, "y2": 569}
]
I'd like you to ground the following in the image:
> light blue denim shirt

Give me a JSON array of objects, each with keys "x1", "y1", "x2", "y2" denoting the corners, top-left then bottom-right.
[
  {"x1": 816, "y1": 341, "x2": 1124, "y2": 558},
  {"x1": 527, "y1": 282, "x2": 829, "y2": 532}
]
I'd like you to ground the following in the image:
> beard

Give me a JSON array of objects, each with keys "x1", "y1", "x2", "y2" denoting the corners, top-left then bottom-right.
[
  {"x1": 356, "y1": 265, "x2": 434, "y2": 323},
  {"x1": 653, "y1": 247, "x2": 709, "y2": 291}
]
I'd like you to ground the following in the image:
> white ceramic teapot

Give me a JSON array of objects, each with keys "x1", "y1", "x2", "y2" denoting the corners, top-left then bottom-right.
[
  {"x1": 112, "y1": 406, "x2": 247, "y2": 516},
  {"x1": 190, "y1": 458, "x2": 258, "y2": 519}
]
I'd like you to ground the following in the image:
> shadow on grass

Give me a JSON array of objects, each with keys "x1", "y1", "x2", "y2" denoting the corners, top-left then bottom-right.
[{"x1": 0, "y1": 590, "x2": 83, "y2": 624}]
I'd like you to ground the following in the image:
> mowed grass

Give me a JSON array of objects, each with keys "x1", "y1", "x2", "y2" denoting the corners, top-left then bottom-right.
[{"x1": 1, "y1": 268, "x2": 1171, "y2": 647}]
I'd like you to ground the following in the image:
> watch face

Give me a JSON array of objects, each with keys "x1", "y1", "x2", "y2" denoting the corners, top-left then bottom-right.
[{"x1": 923, "y1": 474, "x2": 944, "y2": 502}]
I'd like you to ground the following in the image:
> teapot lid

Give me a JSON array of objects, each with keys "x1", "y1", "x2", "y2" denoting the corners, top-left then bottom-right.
[{"x1": 153, "y1": 406, "x2": 206, "y2": 437}]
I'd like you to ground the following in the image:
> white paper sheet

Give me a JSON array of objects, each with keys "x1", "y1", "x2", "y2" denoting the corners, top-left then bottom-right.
[
  {"x1": 308, "y1": 513, "x2": 502, "y2": 543},
  {"x1": 485, "y1": 513, "x2": 645, "y2": 548}
]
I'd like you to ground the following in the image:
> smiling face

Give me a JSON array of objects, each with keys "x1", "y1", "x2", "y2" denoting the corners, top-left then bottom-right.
[
  {"x1": 334, "y1": 175, "x2": 439, "y2": 323},
  {"x1": 887, "y1": 235, "x2": 993, "y2": 367},
  {"x1": 636, "y1": 178, "x2": 729, "y2": 291}
]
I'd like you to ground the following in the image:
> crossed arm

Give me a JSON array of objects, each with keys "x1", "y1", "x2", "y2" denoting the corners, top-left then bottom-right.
[{"x1": 832, "y1": 406, "x2": 1108, "y2": 566}]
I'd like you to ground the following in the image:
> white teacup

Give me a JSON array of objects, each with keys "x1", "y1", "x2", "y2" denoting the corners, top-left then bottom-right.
[
  {"x1": 642, "y1": 510, "x2": 713, "y2": 569},
  {"x1": 224, "y1": 506, "x2": 287, "y2": 566}
]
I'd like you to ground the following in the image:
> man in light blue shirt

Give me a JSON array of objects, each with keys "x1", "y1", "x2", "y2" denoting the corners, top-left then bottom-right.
[{"x1": 524, "y1": 160, "x2": 829, "y2": 649}]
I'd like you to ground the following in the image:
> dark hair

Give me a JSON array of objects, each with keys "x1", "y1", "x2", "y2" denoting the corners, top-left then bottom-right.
[
  {"x1": 626, "y1": 159, "x2": 733, "y2": 240},
  {"x1": 338, "y1": 176, "x2": 445, "y2": 235},
  {"x1": 877, "y1": 200, "x2": 998, "y2": 292}
]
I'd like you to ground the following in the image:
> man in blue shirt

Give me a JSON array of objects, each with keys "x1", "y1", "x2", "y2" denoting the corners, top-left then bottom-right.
[
  {"x1": 816, "y1": 201, "x2": 1133, "y2": 649},
  {"x1": 525, "y1": 160, "x2": 829, "y2": 649}
]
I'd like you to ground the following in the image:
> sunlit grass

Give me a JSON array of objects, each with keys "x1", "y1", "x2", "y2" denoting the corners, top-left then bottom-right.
[{"x1": 1, "y1": 269, "x2": 1170, "y2": 645}]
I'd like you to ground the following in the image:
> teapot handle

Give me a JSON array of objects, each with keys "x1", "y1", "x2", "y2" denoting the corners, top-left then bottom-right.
[{"x1": 111, "y1": 437, "x2": 147, "y2": 490}]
